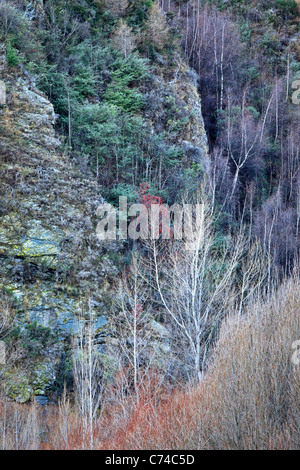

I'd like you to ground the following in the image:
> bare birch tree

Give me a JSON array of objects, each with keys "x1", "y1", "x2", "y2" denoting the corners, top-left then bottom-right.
[
  {"x1": 145, "y1": 2, "x2": 169, "y2": 51},
  {"x1": 73, "y1": 307, "x2": 103, "y2": 449},
  {"x1": 104, "y1": 0, "x2": 128, "y2": 18},
  {"x1": 112, "y1": 19, "x2": 136, "y2": 58},
  {"x1": 112, "y1": 253, "x2": 153, "y2": 401},
  {"x1": 143, "y1": 192, "x2": 265, "y2": 382}
]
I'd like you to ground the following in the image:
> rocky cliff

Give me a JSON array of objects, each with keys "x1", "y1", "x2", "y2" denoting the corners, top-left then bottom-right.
[
  {"x1": 0, "y1": 46, "x2": 119, "y2": 401},
  {"x1": 0, "y1": 40, "x2": 209, "y2": 401}
]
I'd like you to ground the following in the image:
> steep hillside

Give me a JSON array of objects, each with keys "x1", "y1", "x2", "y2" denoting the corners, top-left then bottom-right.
[
  {"x1": 0, "y1": 46, "x2": 118, "y2": 401},
  {"x1": 0, "y1": 1, "x2": 300, "y2": 452},
  {"x1": 0, "y1": 1, "x2": 209, "y2": 401}
]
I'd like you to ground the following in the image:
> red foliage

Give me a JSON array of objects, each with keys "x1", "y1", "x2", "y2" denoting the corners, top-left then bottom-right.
[
  {"x1": 137, "y1": 183, "x2": 173, "y2": 240},
  {"x1": 139, "y1": 182, "x2": 164, "y2": 208}
]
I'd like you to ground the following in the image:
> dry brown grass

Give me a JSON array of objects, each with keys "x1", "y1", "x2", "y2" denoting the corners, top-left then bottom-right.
[
  {"x1": 201, "y1": 278, "x2": 300, "y2": 449},
  {"x1": 0, "y1": 278, "x2": 299, "y2": 450},
  {"x1": 101, "y1": 278, "x2": 300, "y2": 450}
]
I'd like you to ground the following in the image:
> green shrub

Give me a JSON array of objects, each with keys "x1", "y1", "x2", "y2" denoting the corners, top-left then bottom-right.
[
  {"x1": 6, "y1": 42, "x2": 21, "y2": 67},
  {"x1": 104, "y1": 53, "x2": 150, "y2": 111},
  {"x1": 104, "y1": 83, "x2": 145, "y2": 111},
  {"x1": 73, "y1": 66, "x2": 97, "y2": 99},
  {"x1": 275, "y1": 0, "x2": 298, "y2": 19},
  {"x1": 127, "y1": 0, "x2": 155, "y2": 27},
  {"x1": 9, "y1": 322, "x2": 58, "y2": 360}
]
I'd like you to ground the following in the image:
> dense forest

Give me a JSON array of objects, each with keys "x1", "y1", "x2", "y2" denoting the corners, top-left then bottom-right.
[{"x1": 0, "y1": 0, "x2": 299, "y2": 450}]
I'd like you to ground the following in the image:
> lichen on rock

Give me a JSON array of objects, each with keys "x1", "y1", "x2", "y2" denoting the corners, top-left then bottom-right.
[{"x1": 0, "y1": 46, "x2": 115, "y2": 402}]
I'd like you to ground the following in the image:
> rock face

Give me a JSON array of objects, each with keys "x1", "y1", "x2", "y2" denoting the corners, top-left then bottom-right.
[
  {"x1": 144, "y1": 55, "x2": 209, "y2": 173},
  {"x1": 0, "y1": 45, "x2": 209, "y2": 401},
  {"x1": 0, "y1": 47, "x2": 117, "y2": 401}
]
